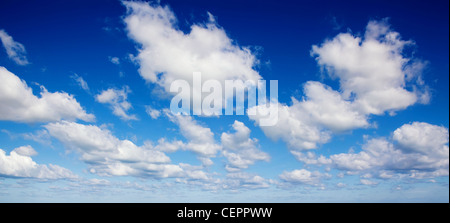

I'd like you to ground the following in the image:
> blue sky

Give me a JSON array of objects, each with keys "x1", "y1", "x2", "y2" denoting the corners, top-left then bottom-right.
[{"x1": 0, "y1": 0, "x2": 448, "y2": 202}]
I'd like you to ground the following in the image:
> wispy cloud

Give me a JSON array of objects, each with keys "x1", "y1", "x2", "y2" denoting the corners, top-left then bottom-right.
[
  {"x1": 71, "y1": 74, "x2": 89, "y2": 91},
  {"x1": 0, "y1": 29, "x2": 29, "y2": 65}
]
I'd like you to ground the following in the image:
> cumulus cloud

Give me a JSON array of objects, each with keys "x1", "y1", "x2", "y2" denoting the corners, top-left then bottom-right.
[
  {"x1": 279, "y1": 169, "x2": 329, "y2": 186},
  {"x1": 295, "y1": 122, "x2": 449, "y2": 181},
  {"x1": 249, "y1": 81, "x2": 367, "y2": 150},
  {"x1": 250, "y1": 19, "x2": 429, "y2": 152},
  {"x1": 165, "y1": 111, "x2": 222, "y2": 164},
  {"x1": 95, "y1": 86, "x2": 137, "y2": 121},
  {"x1": 311, "y1": 19, "x2": 429, "y2": 115},
  {"x1": 0, "y1": 29, "x2": 29, "y2": 65},
  {"x1": 290, "y1": 151, "x2": 332, "y2": 165},
  {"x1": 0, "y1": 145, "x2": 76, "y2": 179},
  {"x1": 0, "y1": 66, "x2": 95, "y2": 123},
  {"x1": 109, "y1": 56, "x2": 120, "y2": 65},
  {"x1": 177, "y1": 171, "x2": 273, "y2": 191},
  {"x1": 12, "y1": 145, "x2": 38, "y2": 156},
  {"x1": 300, "y1": 81, "x2": 369, "y2": 131},
  {"x1": 44, "y1": 121, "x2": 183, "y2": 178},
  {"x1": 224, "y1": 172, "x2": 272, "y2": 189},
  {"x1": 123, "y1": 1, "x2": 261, "y2": 95},
  {"x1": 221, "y1": 121, "x2": 270, "y2": 170},
  {"x1": 393, "y1": 122, "x2": 449, "y2": 155}
]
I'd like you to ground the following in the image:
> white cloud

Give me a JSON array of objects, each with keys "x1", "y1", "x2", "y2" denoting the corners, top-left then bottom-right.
[
  {"x1": 224, "y1": 172, "x2": 271, "y2": 189},
  {"x1": 300, "y1": 81, "x2": 369, "y2": 132},
  {"x1": 123, "y1": 1, "x2": 261, "y2": 95},
  {"x1": 110, "y1": 56, "x2": 120, "y2": 65},
  {"x1": 279, "y1": 169, "x2": 328, "y2": 186},
  {"x1": 330, "y1": 123, "x2": 448, "y2": 179},
  {"x1": 311, "y1": 19, "x2": 429, "y2": 115},
  {"x1": 44, "y1": 121, "x2": 183, "y2": 178},
  {"x1": 290, "y1": 151, "x2": 332, "y2": 165},
  {"x1": 71, "y1": 74, "x2": 89, "y2": 91},
  {"x1": 165, "y1": 111, "x2": 222, "y2": 164},
  {"x1": 0, "y1": 29, "x2": 29, "y2": 65},
  {"x1": 393, "y1": 122, "x2": 449, "y2": 155},
  {"x1": 0, "y1": 66, "x2": 95, "y2": 123},
  {"x1": 250, "y1": 19, "x2": 429, "y2": 153},
  {"x1": 360, "y1": 179, "x2": 378, "y2": 186},
  {"x1": 249, "y1": 101, "x2": 331, "y2": 150},
  {"x1": 12, "y1": 145, "x2": 38, "y2": 156},
  {"x1": 145, "y1": 105, "x2": 161, "y2": 119},
  {"x1": 152, "y1": 138, "x2": 184, "y2": 153},
  {"x1": 221, "y1": 121, "x2": 270, "y2": 170},
  {"x1": 288, "y1": 122, "x2": 448, "y2": 182},
  {"x1": 95, "y1": 86, "x2": 137, "y2": 121},
  {"x1": 0, "y1": 145, "x2": 76, "y2": 179},
  {"x1": 249, "y1": 81, "x2": 370, "y2": 151},
  {"x1": 179, "y1": 163, "x2": 210, "y2": 181}
]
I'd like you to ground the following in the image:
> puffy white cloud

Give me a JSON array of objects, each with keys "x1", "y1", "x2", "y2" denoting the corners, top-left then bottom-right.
[
  {"x1": 123, "y1": 1, "x2": 261, "y2": 94},
  {"x1": 249, "y1": 81, "x2": 367, "y2": 150},
  {"x1": 360, "y1": 179, "x2": 378, "y2": 186},
  {"x1": 12, "y1": 145, "x2": 38, "y2": 156},
  {"x1": 0, "y1": 66, "x2": 95, "y2": 123},
  {"x1": 44, "y1": 121, "x2": 183, "y2": 178},
  {"x1": 179, "y1": 163, "x2": 210, "y2": 181},
  {"x1": 330, "y1": 122, "x2": 448, "y2": 179},
  {"x1": 95, "y1": 86, "x2": 137, "y2": 121},
  {"x1": 250, "y1": 19, "x2": 429, "y2": 153},
  {"x1": 311, "y1": 19, "x2": 428, "y2": 115},
  {"x1": 393, "y1": 122, "x2": 449, "y2": 155},
  {"x1": 152, "y1": 138, "x2": 184, "y2": 153},
  {"x1": 249, "y1": 101, "x2": 331, "y2": 150},
  {"x1": 177, "y1": 171, "x2": 273, "y2": 191},
  {"x1": 0, "y1": 29, "x2": 29, "y2": 65},
  {"x1": 279, "y1": 169, "x2": 329, "y2": 186},
  {"x1": 300, "y1": 81, "x2": 368, "y2": 132},
  {"x1": 221, "y1": 121, "x2": 270, "y2": 170},
  {"x1": 224, "y1": 172, "x2": 271, "y2": 189},
  {"x1": 0, "y1": 146, "x2": 76, "y2": 179},
  {"x1": 288, "y1": 122, "x2": 448, "y2": 182},
  {"x1": 145, "y1": 105, "x2": 161, "y2": 119},
  {"x1": 290, "y1": 151, "x2": 332, "y2": 165},
  {"x1": 165, "y1": 111, "x2": 222, "y2": 162}
]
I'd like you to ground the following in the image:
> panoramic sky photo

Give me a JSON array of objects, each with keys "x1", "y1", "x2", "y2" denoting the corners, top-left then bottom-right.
[{"x1": 0, "y1": 0, "x2": 448, "y2": 202}]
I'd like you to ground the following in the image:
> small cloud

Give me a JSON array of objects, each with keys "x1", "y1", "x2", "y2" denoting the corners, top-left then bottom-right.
[
  {"x1": 360, "y1": 179, "x2": 378, "y2": 186},
  {"x1": 95, "y1": 86, "x2": 138, "y2": 121},
  {"x1": 145, "y1": 106, "x2": 161, "y2": 119},
  {"x1": 0, "y1": 29, "x2": 29, "y2": 65},
  {"x1": 109, "y1": 56, "x2": 120, "y2": 65},
  {"x1": 21, "y1": 129, "x2": 51, "y2": 145},
  {"x1": 70, "y1": 74, "x2": 89, "y2": 91},
  {"x1": 0, "y1": 146, "x2": 77, "y2": 179}
]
